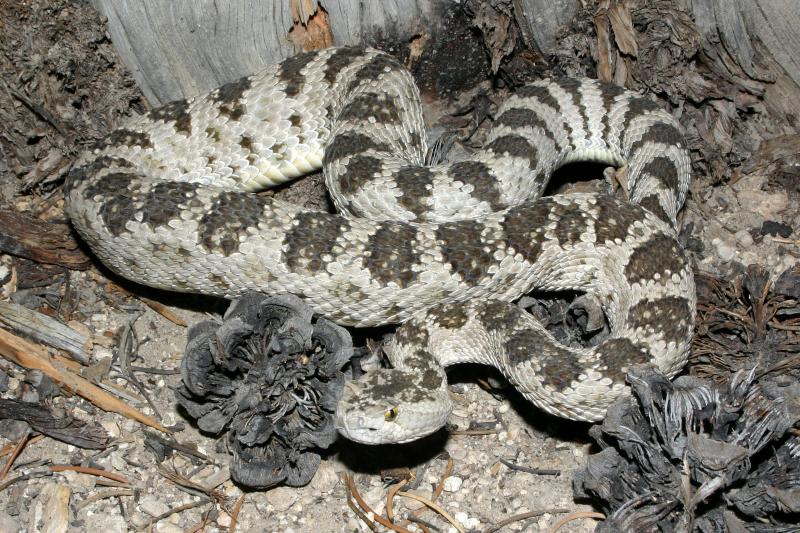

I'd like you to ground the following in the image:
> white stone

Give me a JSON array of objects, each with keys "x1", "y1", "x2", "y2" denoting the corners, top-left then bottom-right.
[
  {"x1": 734, "y1": 229, "x2": 754, "y2": 248},
  {"x1": 0, "y1": 509, "x2": 19, "y2": 533},
  {"x1": 443, "y1": 476, "x2": 463, "y2": 492},
  {"x1": 155, "y1": 522, "x2": 183, "y2": 533},
  {"x1": 30, "y1": 483, "x2": 71, "y2": 533},
  {"x1": 139, "y1": 494, "x2": 170, "y2": 517},
  {"x1": 83, "y1": 512, "x2": 126, "y2": 533},
  {"x1": 266, "y1": 486, "x2": 297, "y2": 512},
  {"x1": 711, "y1": 237, "x2": 736, "y2": 262},
  {"x1": 311, "y1": 461, "x2": 339, "y2": 494}
]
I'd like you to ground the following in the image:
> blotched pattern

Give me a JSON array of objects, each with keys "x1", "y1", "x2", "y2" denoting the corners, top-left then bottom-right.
[{"x1": 65, "y1": 47, "x2": 695, "y2": 444}]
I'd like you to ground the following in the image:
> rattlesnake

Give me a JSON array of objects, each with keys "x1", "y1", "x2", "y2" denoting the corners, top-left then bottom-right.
[{"x1": 65, "y1": 47, "x2": 695, "y2": 444}]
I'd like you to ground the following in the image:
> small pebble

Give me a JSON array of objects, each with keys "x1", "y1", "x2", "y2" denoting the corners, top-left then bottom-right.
[
  {"x1": 734, "y1": 229, "x2": 754, "y2": 248},
  {"x1": 447, "y1": 446, "x2": 467, "y2": 461},
  {"x1": 711, "y1": 237, "x2": 736, "y2": 262},
  {"x1": 30, "y1": 483, "x2": 71, "y2": 533},
  {"x1": 453, "y1": 511, "x2": 480, "y2": 530},
  {"x1": 155, "y1": 523, "x2": 184, "y2": 533},
  {"x1": 266, "y1": 486, "x2": 297, "y2": 512},
  {"x1": 311, "y1": 461, "x2": 339, "y2": 494},
  {"x1": 139, "y1": 494, "x2": 170, "y2": 517},
  {"x1": 443, "y1": 476, "x2": 463, "y2": 492},
  {"x1": 0, "y1": 509, "x2": 18, "y2": 533}
]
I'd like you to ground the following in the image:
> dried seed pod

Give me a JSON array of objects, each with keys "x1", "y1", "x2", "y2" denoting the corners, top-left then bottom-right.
[{"x1": 177, "y1": 293, "x2": 352, "y2": 488}]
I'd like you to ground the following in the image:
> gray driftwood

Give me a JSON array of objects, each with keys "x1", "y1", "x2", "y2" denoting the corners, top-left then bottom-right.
[
  {"x1": 0, "y1": 301, "x2": 90, "y2": 364},
  {"x1": 91, "y1": 0, "x2": 582, "y2": 105}
]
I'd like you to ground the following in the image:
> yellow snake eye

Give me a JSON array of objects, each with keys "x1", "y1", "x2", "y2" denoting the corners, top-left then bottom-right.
[{"x1": 384, "y1": 407, "x2": 399, "y2": 422}]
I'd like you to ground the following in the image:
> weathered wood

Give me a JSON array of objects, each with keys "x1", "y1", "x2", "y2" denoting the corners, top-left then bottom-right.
[
  {"x1": 682, "y1": 0, "x2": 799, "y2": 88},
  {"x1": 91, "y1": 0, "x2": 434, "y2": 105},
  {"x1": 0, "y1": 209, "x2": 92, "y2": 270},
  {"x1": 515, "y1": 0, "x2": 577, "y2": 54},
  {"x1": 0, "y1": 326, "x2": 168, "y2": 433},
  {"x1": 92, "y1": 0, "x2": 579, "y2": 105},
  {"x1": 0, "y1": 300, "x2": 91, "y2": 364},
  {"x1": 739, "y1": 0, "x2": 800, "y2": 88}
]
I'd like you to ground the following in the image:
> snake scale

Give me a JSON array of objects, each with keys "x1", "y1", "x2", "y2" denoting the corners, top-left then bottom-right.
[{"x1": 66, "y1": 47, "x2": 695, "y2": 444}]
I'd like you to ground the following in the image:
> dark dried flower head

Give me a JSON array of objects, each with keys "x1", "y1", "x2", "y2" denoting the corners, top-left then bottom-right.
[
  {"x1": 574, "y1": 367, "x2": 800, "y2": 531},
  {"x1": 177, "y1": 293, "x2": 352, "y2": 488}
]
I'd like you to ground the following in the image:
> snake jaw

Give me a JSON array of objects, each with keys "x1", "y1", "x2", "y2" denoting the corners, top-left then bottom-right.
[{"x1": 335, "y1": 370, "x2": 453, "y2": 444}]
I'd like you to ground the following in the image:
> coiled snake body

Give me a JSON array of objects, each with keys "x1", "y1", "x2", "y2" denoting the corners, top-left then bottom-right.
[{"x1": 66, "y1": 47, "x2": 695, "y2": 444}]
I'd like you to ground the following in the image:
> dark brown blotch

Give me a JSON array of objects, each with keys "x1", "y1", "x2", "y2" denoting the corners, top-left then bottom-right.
[
  {"x1": 593, "y1": 195, "x2": 644, "y2": 244},
  {"x1": 552, "y1": 199, "x2": 589, "y2": 247},
  {"x1": 640, "y1": 156, "x2": 680, "y2": 195},
  {"x1": 205, "y1": 127, "x2": 222, "y2": 142},
  {"x1": 85, "y1": 172, "x2": 141, "y2": 237},
  {"x1": 599, "y1": 82, "x2": 626, "y2": 132},
  {"x1": 94, "y1": 129, "x2": 153, "y2": 151},
  {"x1": 337, "y1": 155, "x2": 383, "y2": 195},
  {"x1": 624, "y1": 233, "x2": 686, "y2": 285},
  {"x1": 505, "y1": 328, "x2": 584, "y2": 391},
  {"x1": 427, "y1": 303, "x2": 469, "y2": 329},
  {"x1": 198, "y1": 192, "x2": 267, "y2": 256},
  {"x1": 487, "y1": 134, "x2": 539, "y2": 169},
  {"x1": 421, "y1": 369, "x2": 443, "y2": 390},
  {"x1": 393, "y1": 321, "x2": 430, "y2": 348},
  {"x1": 449, "y1": 161, "x2": 503, "y2": 210},
  {"x1": 338, "y1": 92, "x2": 401, "y2": 124},
  {"x1": 630, "y1": 122, "x2": 686, "y2": 153},
  {"x1": 347, "y1": 53, "x2": 402, "y2": 93},
  {"x1": 435, "y1": 221, "x2": 495, "y2": 286},
  {"x1": 516, "y1": 84, "x2": 561, "y2": 112},
  {"x1": 324, "y1": 47, "x2": 367, "y2": 85},
  {"x1": 239, "y1": 136, "x2": 255, "y2": 151},
  {"x1": 365, "y1": 223, "x2": 422, "y2": 288},
  {"x1": 140, "y1": 182, "x2": 202, "y2": 230},
  {"x1": 282, "y1": 212, "x2": 349, "y2": 273},
  {"x1": 211, "y1": 76, "x2": 252, "y2": 105},
  {"x1": 627, "y1": 296, "x2": 692, "y2": 345},
  {"x1": 622, "y1": 97, "x2": 662, "y2": 129},
  {"x1": 638, "y1": 194, "x2": 671, "y2": 225},
  {"x1": 501, "y1": 199, "x2": 552, "y2": 264},
  {"x1": 394, "y1": 166, "x2": 433, "y2": 218},
  {"x1": 67, "y1": 156, "x2": 134, "y2": 194},
  {"x1": 476, "y1": 300, "x2": 525, "y2": 332},
  {"x1": 495, "y1": 107, "x2": 555, "y2": 143},
  {"x1": 148, "y1": 99, "x2": 192, "y2": 135},
  {"x1": 212, "y1": 76, "x2": 250, "y2": 121},
  {"x1": 324, "y1": 132, "x2": 390, "y2": 164},
  {"x1": 594, "y1": 338, "x2": 651, "y2": 385},
  {"x1": 278, "y1": 51, "x2": 317, "y2": 97}
]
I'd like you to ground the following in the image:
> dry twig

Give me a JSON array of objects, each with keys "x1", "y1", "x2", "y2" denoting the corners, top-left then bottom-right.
[
  {"x1": 0, "y1": 434, "x2": 43, "y2": 458},
  {"x1": 345, "y1": 474, "x2": 414, "y2": 533},
  {"x1": 49, "y1": 464, "x2": 130, "y2": 485},
  {"x1": 483, "y1": 508, "x2": 570, "y2": 533},
  {"x1": 397, "y1": 457, "x2": 453, "y2": 528},
  {"x1": 75, "y1": 488, "x2": 134, "y2": 511},
  {"x1": 135, "y1": 500, "x2": 211, "y2": 532},
  {"x1": 0, "y1": 429, "x2": 30, "y2": 480},
  {"x1": 547, "y1": 510, "x2": 606, "y2": 532},
  {"x1": 229, "y1": 494, "x2": 246, "y2": 533},
  {"x1": 0, "y1": 327, "x2": 168, "y2": 432},
  {"x1": 397, "y1": 490, "x2": 465, "y2": 533}
]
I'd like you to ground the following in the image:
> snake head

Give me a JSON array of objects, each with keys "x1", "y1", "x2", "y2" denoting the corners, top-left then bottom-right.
[{"x1": 335, "y1": 368, "x2": 452, "y2": 444}]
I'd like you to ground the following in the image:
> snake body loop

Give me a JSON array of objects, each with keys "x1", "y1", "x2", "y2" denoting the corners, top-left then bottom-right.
[{"x1": 66, "y1": 47, "x2": 694, "y2": 444}]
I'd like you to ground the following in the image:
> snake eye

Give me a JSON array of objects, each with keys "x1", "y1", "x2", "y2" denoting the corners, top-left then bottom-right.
[{"x1": 384, "y1": 407, "x2": 399, "y2": 422}]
